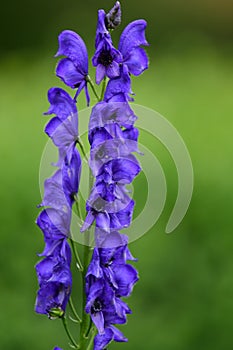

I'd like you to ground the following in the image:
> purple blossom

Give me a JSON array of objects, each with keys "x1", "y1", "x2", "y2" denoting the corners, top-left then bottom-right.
[
  {"x1": 85, "y1": 232, "x2": 138, "y2": 349},
  {"x1": 44, "y1": 88, "x2": 79, "y2": 165},
  {"x1": 94, "y1": 325, "x2": 127, "y2": 350},
  {"x1": 104, "y1": 64, "x2": 133, "y2": 102},
  {"x1": 35, "y1": 251, "x2": 72, "y2": 316},
  {"x1": 36, "y1": 208, "x2": 71, "y2": 257},
  {"x1": 93, "y1": 10, "x2": 122, "y2": 84},
  {"x1": 92, "y1": 37, "x2": 122, "y2": 85},
  {"x1": 119, "y1": 19, "x2": 149, "y2": 76},
  {"x1": 55, "y1": 30, "x2": 90, "y2": 105}
]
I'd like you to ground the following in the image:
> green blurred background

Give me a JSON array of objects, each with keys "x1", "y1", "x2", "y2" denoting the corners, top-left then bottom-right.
[{"x1": 1, "y1": 0, "x2": 233, "y2": 349}]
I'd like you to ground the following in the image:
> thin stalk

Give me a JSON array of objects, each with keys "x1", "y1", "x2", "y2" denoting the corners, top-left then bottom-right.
[
  {"x1": 69, "y1": 238, "x2": 84, "y2": 272},
  {"x1": 75, "y1": 195, "x2": 84, "y2": 223},
  {"x1": 77, "y1": 139, "x2": 89, "y2": 163},
  {"x1": 100, "y1": 76, "x2": 107, "y2": 101},
  {"x1": 61, "y1": 316, "x2": 79, "y2": 349},
  {"x1": 86, "y1": 327, "x2": 97, "y2": 350},
  {"x1": 86, "y1": 75, "x2": 100, "y2": 101},
  {"x1": 69, "y1": 298, "x2": 82, "y2": 323},
  {"x1": 78, "y1": 166, "x2": 95, "y2": 349}
]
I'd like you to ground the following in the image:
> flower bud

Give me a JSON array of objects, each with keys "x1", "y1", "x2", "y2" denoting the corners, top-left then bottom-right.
[{"x1": 105, "y1": 1, "x2": 121, "y2": 30}]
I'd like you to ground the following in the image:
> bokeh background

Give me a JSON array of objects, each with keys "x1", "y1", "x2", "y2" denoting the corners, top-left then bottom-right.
[{"x1": 1, "y1": 0, "x2": 233, "y2": 349}]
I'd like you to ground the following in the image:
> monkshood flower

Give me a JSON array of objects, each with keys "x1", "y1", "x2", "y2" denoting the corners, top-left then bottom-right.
[
  {"x1": 55, "y1": 30, "x2": 90, "y2": 104},
  {"x1": 85, "y1": 232, "x2": 138, "y2": 348},
  {"x1": 93, "y1": 9, "x2": 122, "y2": 84},
  {"x1": 35, "y1": 250, "x2": 72, "y2": 317},
  {"x1": 44, "y1": 87, "x2": 79, "y2": 165},
  {"x1": 104, "y1": 19, "x2": 149, "y2": 102},
  {"x1": 118, "y1": 19, "x2": 149, "y2": 76}
]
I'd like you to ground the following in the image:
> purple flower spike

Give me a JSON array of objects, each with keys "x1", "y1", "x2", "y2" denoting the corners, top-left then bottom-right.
[
  {"x1": 55, "y1": 30, "x2": 90, "y2": 105},
  {"x1": 54, "y1": 347, "x2": 63, "y2": 350},
  {"x1": 119, "y1": 19, "x2": 149, "y2": 76}
]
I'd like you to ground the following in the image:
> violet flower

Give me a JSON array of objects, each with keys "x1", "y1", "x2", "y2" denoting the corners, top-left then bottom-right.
[
  {"x1": 35, "y1": 252, "x2": 72, "y2": 316},
  {"x1": 119, "y1": 19, "x2": 149, "y2": 76},
  {"x1": 44, "y1": 87, "x2": 79, "y2": 165},
  {"x1": 55, "y1": 30, "x2": 90, "y2": 105},
  {"x1": 93, "y1": 10, "x2": 122, "y2": 84}
]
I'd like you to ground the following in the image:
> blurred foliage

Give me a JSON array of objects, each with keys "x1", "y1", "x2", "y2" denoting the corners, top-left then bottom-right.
[{"x1": 0, "y1": 1, "x2": 233, "y2": 349}]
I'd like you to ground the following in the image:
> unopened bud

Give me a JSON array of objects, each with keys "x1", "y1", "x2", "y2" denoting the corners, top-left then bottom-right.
[
  {"x1": 105, "y1": 1, "x2": 121, "y2": 30},
  {"x1": 48, "y1": 307, "x2": 64, "y2": 319}
]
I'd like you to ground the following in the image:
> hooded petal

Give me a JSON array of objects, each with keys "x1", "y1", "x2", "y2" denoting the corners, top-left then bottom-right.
[
  {"x1": 94, "y1": 327, "x2": 114, "y2": 350},
  {"x1": 124, "y1": 46, "x2": 149, "y2": 76},
  {"x1": 119, "y1": 19, "x2": 149, "y2": 59},
  {"x1": 55, "y1": 30, "x2": 88, "y2": 75},
  {"x1": 44, "y1": 87, "x2": 77, "y2": 121},
  {"x1": 56, "y1": 58, "x2": 85, "y2": 89}
]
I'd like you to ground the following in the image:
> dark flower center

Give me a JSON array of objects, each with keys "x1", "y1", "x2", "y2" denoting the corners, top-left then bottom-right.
[
  {"x1": 98, "y1": 51, "x2": 113, "y2": 67},
  {"x1": 91, "y1": 299, "x2": 102, "y2": 315},
  {"x1": 104, "y1": 257, "x2": 114, "y2": 267}
]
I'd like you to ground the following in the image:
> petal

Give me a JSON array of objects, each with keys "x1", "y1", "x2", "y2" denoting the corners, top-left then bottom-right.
[
  {"x1": 44, "y1": 87, "x2": 77, "y2": 120},
  {"x1": 92, "y1": 311, "x2": 105, "y2": 335},
  {"x1": 55, "y1": 30, "x2": 88, "y2": 74},
  {"x1": 86, "y1": 249, "x2": 103, "y2": 279},
  {"x1": 119, "y1": 19, "x2": 149, "y2": 59},
  {"x1": 106, "y1": 60, "x2": 120, "y2": 79},
  {"x1": 111, "y1": 157, "x2": 141, "y2": 183},
  {"x1": 124, "y1": 47, "x2": 149, "y2": 75},
  {"x1": 85, "y1": 279, "x2": 103, "y2": 312},
  {"x1": 113, "y1": 264, "x2": 139, "y2": 297},
  {"x1": 41, "y1": 169, "x2": 70, "y2": 211},
  {"x1": 95, "y1": 9, "x2": 109, "y2": 48},
  {"x1": 110, "y1": 325, "x2": 128, "y2": 342},
  {"x1": 45, "y1": 115, "x2": 77, "y2": 151},
  {"x1": 56, "y1": 58, "x2": 84, "y2": 89},
  {"x1": 94, "y1": 328, "x2": 114, "y2": 350},
  {"x1": 37, "y1": 208, "x2": 71, "y2": 237},
  {"x1": 62, "y1": 148, "x2": 81, "y2": 204},
  {"x1": 104, "y1": 65, "x2": 132, "y2": 102},
  {"x1": 95, "y1": 64, "x2": 106, "y2": 85}
]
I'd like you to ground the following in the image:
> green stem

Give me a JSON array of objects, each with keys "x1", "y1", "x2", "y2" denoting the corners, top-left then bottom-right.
[
  {"x1": 86, "y1": 327, "x2": 97, "y2": 350},
  {"x1": 77, "y1": 139, "x2": 89, "y2": 163},
  {"x1": 69, "y1": 238, "x2": 84, "y2": 272},
  {"x1": 69, "y1": 298, "x2": 82, "y2": 323},
  {"x1": 100, "y1": 76, "x2": 107, "y2": 101},
  {"x1": 86, "y1": 75, "x2": 100, "y2": 101},
  {"x1": 75, "y1": 195, "x2": 84, "y2": 223},
  {"x1": 78, "y1": 167, "x2": 95, "y2": 349},
  {"x1": 61, "y1": 316, "x2": 79, "y2": 349}
]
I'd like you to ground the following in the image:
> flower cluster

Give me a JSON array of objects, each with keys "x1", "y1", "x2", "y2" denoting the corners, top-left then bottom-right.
[
  {"x1": 35, "y1": 88, "x2": 81, "y2": 317},
  {"x1": 35, "y1": 2, "x2": 149, "y2": 349},
  {"x1": 79, "y1": 4, "x2": 148, "y2": 348}
]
